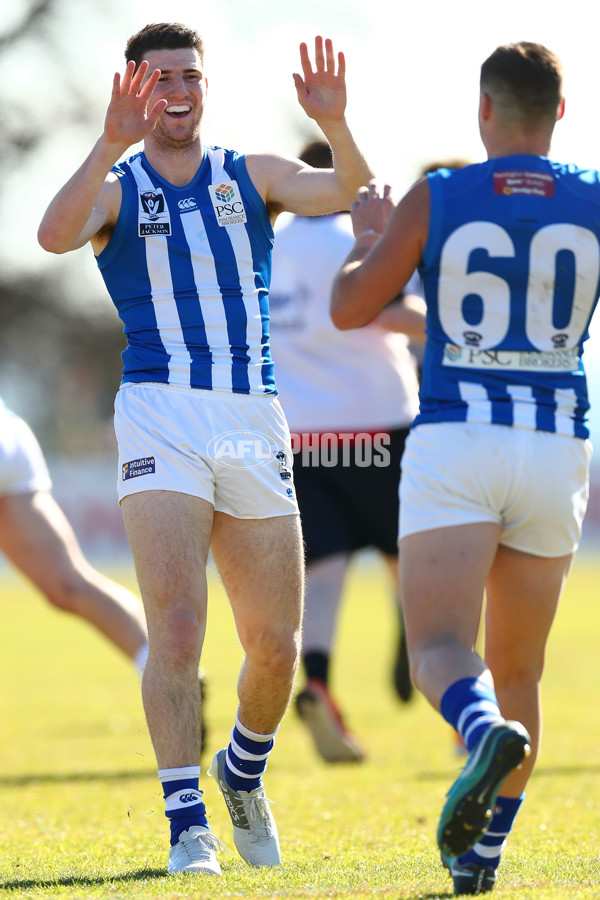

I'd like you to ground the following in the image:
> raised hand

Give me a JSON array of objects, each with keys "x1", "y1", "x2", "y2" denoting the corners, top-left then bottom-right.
[
  {"x1": 293, "y1": 36, "x2": 347, "y2": 124},
  {"x1": 103, "y1": 60, "x2": 168, "y2": 148},
  {"x1": 350, "y1": 181, "x2": 394, "y2": 238}
]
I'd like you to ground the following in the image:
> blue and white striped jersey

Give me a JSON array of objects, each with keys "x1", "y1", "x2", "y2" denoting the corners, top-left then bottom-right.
[
  {"x1": 415, "y1": 155, "x2": 600, "y2": 439},
  {"x1": 96, "y1": 147, "x2": 275, "y2": 394}
]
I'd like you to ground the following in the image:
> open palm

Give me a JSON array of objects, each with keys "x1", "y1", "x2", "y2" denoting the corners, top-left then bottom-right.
[
  {"x1": 104, "y1": 60, "x2": 167, "y2": 147},
  {"x1": 294, "y1": 36, "x2": 347, "y2": 124}
]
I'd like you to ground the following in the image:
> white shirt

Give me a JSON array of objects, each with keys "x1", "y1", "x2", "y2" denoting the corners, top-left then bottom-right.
[{"x1": 269, "y1": 213, "x2": 420, "y2": 432}]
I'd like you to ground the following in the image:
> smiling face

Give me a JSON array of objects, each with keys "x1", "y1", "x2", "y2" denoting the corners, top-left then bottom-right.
[{"x1": 143, "y1": 47, "x2": 207, "y2": 150}]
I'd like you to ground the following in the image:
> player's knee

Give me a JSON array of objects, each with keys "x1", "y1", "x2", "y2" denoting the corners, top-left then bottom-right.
[
  {"x1": 43, "y1": 573, "x2": 87, "y2": 613},
  {"x1": 491, "y1": 660, "x2": 544, "y2": 692},
  {"x1": 152, "y1": 607, "x2": 204, "y2": 666},
  {"x1": 407, "y1": 636, "x2": 458, "y2": 695},
  {"x1": 242, "y1": 623, "x2": 300, "y2": 677}
]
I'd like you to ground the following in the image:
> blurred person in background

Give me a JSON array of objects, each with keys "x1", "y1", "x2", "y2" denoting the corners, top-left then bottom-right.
[
  {"x1": 269, "y1": 139, "x2": 426, "y2": 763},
  {"x1": 0, "y1": 396, "x2": 149, "y2": 671}
]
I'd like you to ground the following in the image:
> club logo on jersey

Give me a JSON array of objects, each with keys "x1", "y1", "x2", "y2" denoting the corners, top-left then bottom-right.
[
  {"x1": 208, "y1": 180, "x2": 247, "y2": 227},
  {"x1": 493, "y1": 170, "x2": 555, "y2": 198},
  {"x1": 138, "y1": 190, "x2": 171, "y2": 236},
  {"x1": 122, "y1": 457, "x2": 156, "y2": 480}
]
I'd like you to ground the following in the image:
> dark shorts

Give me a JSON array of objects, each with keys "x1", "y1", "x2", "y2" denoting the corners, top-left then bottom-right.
[{"x1": 291, "y1": 427, "x2": 409, "y2": 564}]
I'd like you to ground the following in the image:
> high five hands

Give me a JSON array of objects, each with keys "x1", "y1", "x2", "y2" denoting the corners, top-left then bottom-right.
[
  {"x1": 294, "y1": 36, "x2": 347, "y2": 124},
  {"x1": 350, "y1": 181, "x2": 394, "y2": 239},
  {"x1": 104, "y1": 60, "x2": 167, "y2": 148}
]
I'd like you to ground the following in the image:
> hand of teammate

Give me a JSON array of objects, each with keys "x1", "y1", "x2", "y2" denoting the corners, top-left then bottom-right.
[
  {"x1": 350, "y1": 181, "x2": 394, "y2": 239},
  {"x1": 103, "y1": 61, "x2": 168, "y2": 149},
  {"x1": 293, "y1": 36, "x2": 347, "y2": 124}
]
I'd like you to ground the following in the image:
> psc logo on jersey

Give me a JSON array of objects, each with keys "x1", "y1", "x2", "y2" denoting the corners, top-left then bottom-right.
[
  {"x1": 138, "y1": 189, "x2": 172, "y2": 236},
  {"x1": 208, "y1": 180, "x2": 247, "y2": 227}
]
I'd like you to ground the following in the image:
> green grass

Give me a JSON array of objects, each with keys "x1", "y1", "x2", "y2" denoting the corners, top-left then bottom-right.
[{"x1": 0, "y1": 553, "x2": 599, "y2": 898}]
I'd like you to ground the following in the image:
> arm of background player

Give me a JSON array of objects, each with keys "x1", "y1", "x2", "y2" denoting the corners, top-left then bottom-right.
[
  {"x1": 373, "y1": 292, "x2": 427, "y2": 336},
  {"x1": 331, "y1": 179, "x2": 430, "y2": 330}
]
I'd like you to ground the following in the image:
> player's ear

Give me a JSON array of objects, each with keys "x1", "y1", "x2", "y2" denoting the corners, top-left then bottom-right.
[
  {"x1": 556, "y1": 97, "x2": 565, "y2": 121},
  {"x1": 478, "y1": 92, "x2": 492, "y2": 122}
]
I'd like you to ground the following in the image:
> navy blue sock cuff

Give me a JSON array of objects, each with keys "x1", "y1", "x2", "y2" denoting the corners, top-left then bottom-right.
[
  {"x1": 493, "y1": 794, "x2": 524, "y2": 830},
  {"x1": 440, "y1": 677, "x2": 497, "y2": 730}
]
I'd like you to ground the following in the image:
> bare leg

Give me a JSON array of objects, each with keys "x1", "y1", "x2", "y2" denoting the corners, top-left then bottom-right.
[
  {"x1": 211, "y1": 512, "x2": 304, "y2": 734},
  {"x1": 301, "y1": 552, "x2": 350, "y2": 655},
  {"x1": 485, "y1": 545, "x2": 573, "y2": 795},
  {"x1": 382, "y1": 552, "x2": 401, "y2": 600},
  {"x1": 121, "y1": 490, "x2": 213, "y2": 767},
  {"x1": 382, "y1": 552, "x2": 413, "y2": 702},
  {"x1": 400, "y1": 522, "x2": 501, "y2": 708},
  {"x1": 0, "y1": 490, "x2": 147, "y2": 659}
]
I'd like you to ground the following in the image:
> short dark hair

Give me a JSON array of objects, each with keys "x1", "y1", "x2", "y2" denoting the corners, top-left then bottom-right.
[
  {"x1": 299, "y1": 140, "x2": 333, "y2": 169},
  {"x1": 480, "y1": 42, "x2": 562, "y2": 124},
  {"x1": 125, "y1": 23, "x2": 204, "y2": 67},
  {"x1": 420, "y1": 158, "x2": 472, "y2": 177}
]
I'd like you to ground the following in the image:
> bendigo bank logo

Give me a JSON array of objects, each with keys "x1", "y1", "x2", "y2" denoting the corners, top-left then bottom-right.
[{"x1": 208, "y1": 180, "x2": 247, "y2": 227}]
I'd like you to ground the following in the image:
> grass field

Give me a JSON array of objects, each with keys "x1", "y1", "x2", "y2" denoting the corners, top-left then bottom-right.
[{"x1": 0, "y1": 552, "x2": 599, "y2": 899}]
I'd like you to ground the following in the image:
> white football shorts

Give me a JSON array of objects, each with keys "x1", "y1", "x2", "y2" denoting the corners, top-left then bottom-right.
[
  {"x1": 114, "y1": 383, "x2": 298, "y2": 518},
  {"x1": 399, "y1": 421, "x2": 592, "y2": 557},
  {"x1": 0, "y1": 403, "x2": 52, "y2": 495}
]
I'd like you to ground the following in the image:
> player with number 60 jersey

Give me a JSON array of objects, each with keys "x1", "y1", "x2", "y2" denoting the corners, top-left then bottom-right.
[
  {"x1": 331, "y1": 41, "x2": 598, "y2": 896},
  {"x1": 417, "y1": 157, "x2": 600, "y2": 438}
]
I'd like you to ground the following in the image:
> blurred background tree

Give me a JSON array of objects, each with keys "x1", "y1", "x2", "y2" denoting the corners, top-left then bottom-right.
[{"x1": 0, "y1": 0, "x2": 126, "y2": 457}]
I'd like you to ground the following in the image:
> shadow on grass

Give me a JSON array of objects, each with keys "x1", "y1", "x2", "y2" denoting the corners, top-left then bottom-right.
[
  {"x1": 0, "y1": 873, "x2": 454, "y2": 899},
  {"x1": 0, "y1": 868, "x2": 166, "y2": 891},
  {"x1": 0, "y1": 768, "x2": 156, "y2": 788},
  {"x1": 0, "y1": 867, "x2": 455, "y2": 899}
]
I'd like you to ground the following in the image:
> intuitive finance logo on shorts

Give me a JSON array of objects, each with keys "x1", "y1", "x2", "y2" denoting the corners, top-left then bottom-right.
[
  {"x1": 207, "y1": 431, "x2": 276, "y2": 469},
  {"x1": 122, "y1": 457, "x2": 156, "y2": 481}
]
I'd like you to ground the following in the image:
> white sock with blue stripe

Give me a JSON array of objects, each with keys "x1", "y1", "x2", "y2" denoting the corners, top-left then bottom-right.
[{"x1": 159, "y1": 765, "x2": 208, "y2": 845}]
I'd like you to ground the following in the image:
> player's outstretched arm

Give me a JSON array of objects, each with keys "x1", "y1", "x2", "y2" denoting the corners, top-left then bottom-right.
[
  {"x1": 294, "y1": 36, "x2": 372, "y2": 204},
  {"x1": 331, "y1": 179, "x2": 429, "y2": 330},
  {"x1": 247, "y1": 37, "x2": 372, "y2": 219},
  {"x1": 38, "y1": 61, "x2": 167, "y2": 254}
]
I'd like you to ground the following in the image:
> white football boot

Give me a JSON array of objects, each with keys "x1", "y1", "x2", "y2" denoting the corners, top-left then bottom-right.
[
  {"x1": 167, "y1": 825, "x2": 223, "y2": 875},
  {"x1": 208, "y1": 748, "x2": 281, "y2": 866}
]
